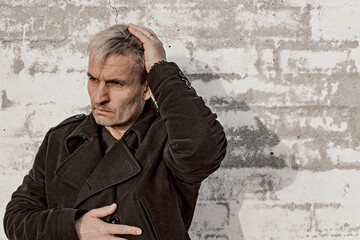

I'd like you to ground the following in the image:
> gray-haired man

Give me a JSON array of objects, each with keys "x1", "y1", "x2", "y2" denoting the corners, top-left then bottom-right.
[{"x1": 4, "y1": 24, "x2": 227, "y2": 240}]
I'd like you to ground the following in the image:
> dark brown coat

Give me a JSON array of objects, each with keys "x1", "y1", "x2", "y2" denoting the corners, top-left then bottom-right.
[{"x1": 4, "y1": 62, "x2": 227, "y2": 240}]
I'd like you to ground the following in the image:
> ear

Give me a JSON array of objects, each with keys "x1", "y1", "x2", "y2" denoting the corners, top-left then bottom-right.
[{"x1": 143, "y1": 81, "x2": 152, "y2": 101}]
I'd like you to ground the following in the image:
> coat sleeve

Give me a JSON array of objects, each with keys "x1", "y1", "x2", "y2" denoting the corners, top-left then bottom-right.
[
  {"x1": 3, "y1": 131, "x2": 81, "y2": 240},
  {"x1": 147, "y1": 62, "x2": 227, "y2": 183}
]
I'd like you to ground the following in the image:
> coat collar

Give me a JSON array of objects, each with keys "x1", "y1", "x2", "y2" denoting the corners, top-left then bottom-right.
[
  {"x1": 55, "y1": 100, "x2": 158, "y2": 207},
  {"x1": 64, "y1": 100, "x2": 158, "y2": 154}
]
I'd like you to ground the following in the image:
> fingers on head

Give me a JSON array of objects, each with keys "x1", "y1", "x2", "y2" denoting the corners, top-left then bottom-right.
[
  {"x1": 146, "y1": 28, "x2": 157, "y2": 37},
  {"x1": 140, "y1": 30, "x2": 158, "y2": 41},
  {"x1": 129, "y1": 24, "x2": 158, "y2": 40},
  {"x1": 129, "y1": 28, "x2": 149, "y2": 41}
]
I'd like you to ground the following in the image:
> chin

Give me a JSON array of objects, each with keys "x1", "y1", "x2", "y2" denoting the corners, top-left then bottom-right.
[
  {"x1": 94, "y1": 116, "x2": 129, "y2": 128},
  {"x1": 93, "y1": 115, "x2": 114, "y2": 126}
]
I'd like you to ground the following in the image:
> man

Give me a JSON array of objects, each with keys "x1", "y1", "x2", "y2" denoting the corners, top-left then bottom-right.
[{"x1": 4, "y1": 23, "x2": 227, "y2": 240}]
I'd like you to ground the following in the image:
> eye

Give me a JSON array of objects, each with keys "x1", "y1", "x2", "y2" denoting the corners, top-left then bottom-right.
[
  {"x1": 88, "y1": 76, "x2": 98, "y2": 82},
  {"x1": 108, "y1": 81, "x2": 123, "y2": 86}
]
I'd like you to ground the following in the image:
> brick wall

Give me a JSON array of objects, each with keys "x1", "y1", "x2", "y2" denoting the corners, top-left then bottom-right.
[{"x1": 1, "y1": 0, "x2": 359, "y2": 239}]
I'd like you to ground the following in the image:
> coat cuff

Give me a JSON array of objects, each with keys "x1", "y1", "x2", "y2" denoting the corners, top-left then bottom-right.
[
  {"x1": 58, "y1": 208, "x2": 83, "y2": 240},
  {"x1": 147, "y1": 62, "x2": 183, "y2": 91}
]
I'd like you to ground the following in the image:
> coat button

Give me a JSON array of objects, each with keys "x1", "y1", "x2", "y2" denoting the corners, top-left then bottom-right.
[
  {"x1": 110, "y1": 215, "x2": 120, "y2": 224},
  {"x1": 178, "y1": 70, "x2": 187, "y2": 79}
]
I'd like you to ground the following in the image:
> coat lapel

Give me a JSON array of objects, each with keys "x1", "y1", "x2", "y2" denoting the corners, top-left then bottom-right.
[
  {"x1": 74, "y1": 139, "x2": 141, "y2": 207},
  {"x1": 55, "y1": 114, "x2": 102, "y2": 190},
  {"x1": 55, "y1": 102, "x2": 157, "y2": 208}
]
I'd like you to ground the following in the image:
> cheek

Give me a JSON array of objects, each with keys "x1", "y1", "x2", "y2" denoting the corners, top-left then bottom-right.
[
  {"x1": 111, "y1": 87, "x2": 144, "y2": 109},
  {"x1": 127, "y1": 87, "x2": 140, "y2": 101},
  {"x1": 111, "y1": 91, "x2": 132, "y2": 107},
  {"x1": 127, "y1": 92, "x2": 138, "y2": 106},
  {"x1": 132, "y1": 88, "x2": 145, "y2": 104}
]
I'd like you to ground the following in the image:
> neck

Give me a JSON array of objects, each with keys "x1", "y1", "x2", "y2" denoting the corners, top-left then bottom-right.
[{"x1": 105, "y1": 125, "x2": 131, "y2": 140}]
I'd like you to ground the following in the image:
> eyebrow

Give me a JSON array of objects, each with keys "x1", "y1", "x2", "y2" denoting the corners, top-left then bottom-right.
[
  {"x1": 87, "y1": 72, "x2": 126, "y2": 83},
  {"x1": 87, "y1": 72, "x2": 96, "y2": 80}
]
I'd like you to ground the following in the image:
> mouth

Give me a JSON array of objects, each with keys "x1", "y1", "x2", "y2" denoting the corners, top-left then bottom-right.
[{"x1": 94, "y1": 107, "x2": 112, "y2": 114}]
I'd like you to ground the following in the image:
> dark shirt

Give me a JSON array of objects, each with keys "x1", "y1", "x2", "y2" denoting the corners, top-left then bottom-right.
[{"x1": 99, "y1": 127, "x2": 118, "y2": 155}]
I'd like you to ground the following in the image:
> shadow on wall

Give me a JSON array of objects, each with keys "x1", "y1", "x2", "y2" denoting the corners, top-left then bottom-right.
[{"x1": 169, "y1": 57, "x2": 299, "y2": 240}]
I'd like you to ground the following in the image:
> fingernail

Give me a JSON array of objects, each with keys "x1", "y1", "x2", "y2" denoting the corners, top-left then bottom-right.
[{"x1": 136, "y1": 229, "x2": 142, "y2": 235}]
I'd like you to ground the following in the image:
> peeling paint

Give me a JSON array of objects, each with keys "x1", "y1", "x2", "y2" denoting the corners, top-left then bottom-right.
[
  {"x1": 264, "y1": 202, "x2": 312, "y2": 211},
  {"x1": 11, "y1": 57, "x2": 24, "y2": 74},
  {"x1": 1, "y1": 90, "x2": 15, "y2": 109}
]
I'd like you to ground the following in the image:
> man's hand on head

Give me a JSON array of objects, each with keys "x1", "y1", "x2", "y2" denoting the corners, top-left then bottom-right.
[
  {"x1": 75, "y1": 203, "x2": 142, "y2": 240},
  {"x1": 128, "y1": 23, "x2": 167, "y2": 73}
]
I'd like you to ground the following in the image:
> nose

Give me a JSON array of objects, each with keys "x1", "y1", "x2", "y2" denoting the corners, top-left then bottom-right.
[{"x1": 93, "y1": 82, "x2": 110, "y2": 105}]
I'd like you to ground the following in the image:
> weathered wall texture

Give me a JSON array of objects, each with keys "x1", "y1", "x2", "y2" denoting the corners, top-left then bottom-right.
[{"x1": 1, "y1": 0, "x2": 360, "y2": 239}]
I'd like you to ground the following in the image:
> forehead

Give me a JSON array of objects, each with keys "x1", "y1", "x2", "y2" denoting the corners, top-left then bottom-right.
[{"x1": 88, "y1": 54, "x2": 139, "y2": 79}]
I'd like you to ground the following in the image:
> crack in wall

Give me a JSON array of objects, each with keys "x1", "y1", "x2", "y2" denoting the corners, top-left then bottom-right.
[{"x1": 108, "y1": 0, "x2": 119, "y2": 24}]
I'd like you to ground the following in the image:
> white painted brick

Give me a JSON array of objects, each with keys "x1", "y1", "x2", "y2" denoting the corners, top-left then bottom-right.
[
  {"x1": 259, "y1": 49, "x2": 277, "y2": 78},
  {"x1": 235, "y1": 5, "x2": 301, "y2": 34},
  {"x1": 0, "y1": 44, "x2": 17, "y2": 76},
  {"x1": 308, "y1": 115, "x2": 348, "y2": 132},
  {"x1": 192, "y1": 75, "x2": 352, "y2": 108},
  {"x1": 67, "y1": 0, "x2": 107, "y2": 6},
  {"x1": 0, "y1": 107, "x2": 30, "y2": 138},
  {"x1": 201, "y1": 169, "x2": 360, "y2": 205},
  {"x1": 149, "y1": 3, "x2": 222, "y2": 29},
  {"x1": 349, "y1": 46, "x2": 360, "y2": 71},
  {"x1": 290, "y1": 139, "x2": 323, "y2": 166},
  {"x1": 0, "y1": 6, "x2": 68, "y2": 41},
  {"x1": 327, "y1": 143, "x2": 360, "y2": 165},
  {"x1": 2, "y1": 71, "x2": 89, "y2": 111},
  {"x1": 168, "y1": 44, "x2": 260, "y2": 81},
  {"x1": 258, "y1": 107, "x2": 351, "y2": 135},
  {"x1": 315, "y1": 204, "x2": 360, "y2": 238},
  {"x1": 0, "y1": 140, "x2": 38, "y2": 173},
  {"x1": 191, "y1": 201, "x2": 229, "y2": 231},
  {"x1": 275, "y1": 170, "x2": 360, "y2": 203},
  {"x1": 192, "y1": 78, "x2": 289, "y2": 100},
  {"x1": 67, "y1": 12, "x2": 110, "y2": 42},
  {"x1": 310, "y1": 2, "x2": 360, "y2": 41},
  {"x1": 279, "y1": 50, "x2": 349, "y2": 76},
  {"x1": 166, "y1": 40, "x2": 204, "y2": 72},
  {"x1": 190, "y1": 201, "x2": 243, "y2": 240},
  {"x1": 283, "y1": 0, "x2": 360, "y2": 8},
  {"x1": 198, "y1": 169, "x2": 360, "y2": 239},
  {"x1": 0, "y1": 0, "x2": 67, "y2": 6},
  {"x1": 239, "y1": 199, "x2": 311, "y2": 240},
  {"x1": 217, "y1": 110, "x2": 258, "y2": 130},
  {"x1": 199, "y1": 168, "x2": 298, "y2": 201},
  {"x1": 189, "y1": 48, "x2": 258, "y2": 76},
  {"x1": 0, "y1": 43, "x2": 88, "y2": 77}
]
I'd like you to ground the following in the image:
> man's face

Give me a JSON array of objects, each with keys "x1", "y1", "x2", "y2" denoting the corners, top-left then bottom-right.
[{"x1": 87, "y1": 54, "x2": 151, "y2": 130}]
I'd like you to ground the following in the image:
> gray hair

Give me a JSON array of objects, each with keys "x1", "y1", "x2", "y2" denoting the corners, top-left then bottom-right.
[{"x1": 87, "y1": 24, "x2": 146, "y2": 82}]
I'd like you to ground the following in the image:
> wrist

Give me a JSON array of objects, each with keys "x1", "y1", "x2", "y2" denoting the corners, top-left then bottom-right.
[{"x1": 149, "y1": 60, "x2": 167, "y2": 73}]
